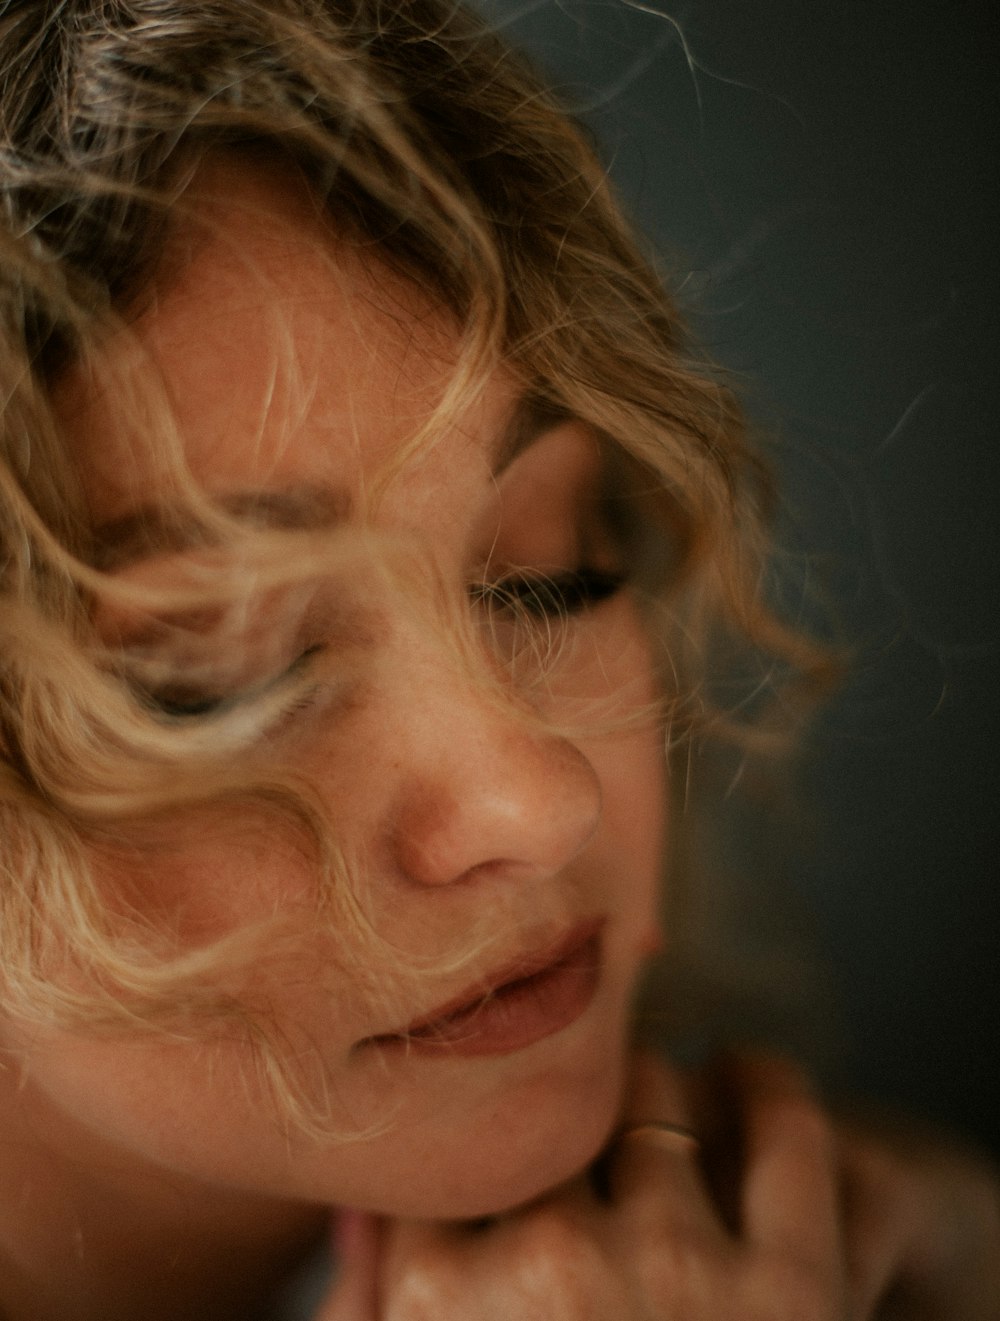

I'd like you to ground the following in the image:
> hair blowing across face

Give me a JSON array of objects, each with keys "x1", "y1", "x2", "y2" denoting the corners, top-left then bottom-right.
[{"x1": 0, "y1": 0, "x2": 833, "y2": 1118}]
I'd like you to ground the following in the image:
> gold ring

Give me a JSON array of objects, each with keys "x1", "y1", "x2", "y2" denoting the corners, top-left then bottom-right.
[{"x1": 616, "y1": 1121, "x2": 700, "y2": 1152}]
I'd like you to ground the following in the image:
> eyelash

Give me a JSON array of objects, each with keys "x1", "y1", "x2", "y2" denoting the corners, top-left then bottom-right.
[
  {"x1": 139, "y1": 567, "x2": 625, "y2": 721},
  {"x1": 471, "y1": 567, "x2": 625, "y2": 619},
  {"x1": 138, "y1": 646, "x2": 322, "y2": 722}
]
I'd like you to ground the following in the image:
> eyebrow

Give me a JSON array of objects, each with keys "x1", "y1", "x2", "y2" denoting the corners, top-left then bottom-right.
[
  {"x1": 89, "y1": 486, "x2": 351, "y2": 571},
  {"x1": 89, "y1": 394, "x2": 565, "y2": 572}
]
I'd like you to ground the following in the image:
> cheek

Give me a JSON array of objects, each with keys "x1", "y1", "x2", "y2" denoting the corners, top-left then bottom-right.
[
  {"x1": 12, "y1": 1020, "x2": 343, "y2": 1202},
  {"x1": 581, "y1": 610, "x2": 668, "y2": 938},
  {"x1": 603, "y1": 734, "x2": 666, "y2": 869},
  {"x1": 593, "y1": 722, "x2": 667, "y2": 949},
  {"x1": 89, "y1": 805, "x2": 320, "y2": 948},
  {"x1": 81, "y1": 811, "x2": 382, "y2": 1055},
  {"x1": 599, "y1": 604, "x2": 668, "y2": 856},
  {"x1": 85, "y1": 803, "x2": 392, "y2": 1051}
]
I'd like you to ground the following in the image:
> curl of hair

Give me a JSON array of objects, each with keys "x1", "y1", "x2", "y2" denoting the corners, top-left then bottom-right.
[{"x1": 0, "y1": 0, "x2": 837, "y2": 1127}]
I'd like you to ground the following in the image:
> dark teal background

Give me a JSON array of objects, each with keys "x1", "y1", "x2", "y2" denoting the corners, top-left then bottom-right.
[{"x1": 481, "y1": 0, "x2": 999, "y2": 1153}]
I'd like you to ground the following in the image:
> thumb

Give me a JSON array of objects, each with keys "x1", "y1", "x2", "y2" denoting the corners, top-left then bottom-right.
[{"x1": 313, "y1": 1209, "x2": 380, "y2": 1321}]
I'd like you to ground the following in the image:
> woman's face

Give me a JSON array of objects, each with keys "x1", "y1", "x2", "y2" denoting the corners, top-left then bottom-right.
[{"x1": 24, "y1": 159, "x2": 666, "y2": 1219}]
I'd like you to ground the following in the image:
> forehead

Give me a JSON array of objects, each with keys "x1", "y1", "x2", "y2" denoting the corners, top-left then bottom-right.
[{"x1": 60, "y1": 156, "x2": 520, "y2": 529}]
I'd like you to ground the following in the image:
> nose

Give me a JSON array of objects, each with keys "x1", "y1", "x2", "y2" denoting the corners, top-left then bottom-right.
[{"x1": 387, "y1": 657, "x2": 602, "y2": 889}]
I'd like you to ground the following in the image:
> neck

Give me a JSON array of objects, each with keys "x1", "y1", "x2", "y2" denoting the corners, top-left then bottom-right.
[{"x1": 0, "y1": 1061, "x2": 326, "y2": 1321}]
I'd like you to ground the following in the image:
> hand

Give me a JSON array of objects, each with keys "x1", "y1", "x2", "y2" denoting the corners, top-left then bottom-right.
[
  {"x1": 838, "y1": 1107, "x2": 1000, "y2": 1320},
  {"x1": 318, "y1": 1051, "x2": 858, "y2": 1320}
]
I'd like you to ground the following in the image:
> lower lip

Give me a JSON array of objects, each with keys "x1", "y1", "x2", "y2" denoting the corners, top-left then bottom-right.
[{"x1": 368, "y1": 929, "x2": 603, "y2": 1057}]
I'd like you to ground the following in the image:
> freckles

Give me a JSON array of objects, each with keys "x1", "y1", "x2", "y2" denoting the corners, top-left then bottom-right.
[
  {"x1": 89, "y1": 805, "x2": 321, "y2": 949},
  {"x1": 86, "y1": 823, "x2": 371, "y2": 1054}
]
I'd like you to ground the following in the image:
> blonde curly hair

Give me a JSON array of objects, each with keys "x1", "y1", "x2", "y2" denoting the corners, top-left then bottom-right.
[{"x1": 0, "y1": 0, "x2": 833, "y2": 1128}]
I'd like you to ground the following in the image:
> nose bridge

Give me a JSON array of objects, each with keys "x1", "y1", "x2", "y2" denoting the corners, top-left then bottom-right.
[{"x1": 384, "y1": 609, "x2": 602, "y2": 888}]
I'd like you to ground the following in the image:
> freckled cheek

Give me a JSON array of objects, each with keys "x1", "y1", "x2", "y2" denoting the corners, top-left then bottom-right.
[
  {"x1": 88, "y1": 808, "x2": 324, "y2": 949},
  {"x1": 87, "y1": 827, "x2": 374, "y2": 1045}
]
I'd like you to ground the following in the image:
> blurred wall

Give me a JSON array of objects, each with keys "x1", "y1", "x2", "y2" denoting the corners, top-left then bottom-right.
[{"x1": 480, "y1": 0, "x2": 999, "y2": 1152}]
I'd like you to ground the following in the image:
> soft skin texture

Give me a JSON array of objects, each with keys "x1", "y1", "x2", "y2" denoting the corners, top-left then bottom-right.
[
  {"x1": 4, "y1": 161, "x2": 1000, "y2": 1321},
  {"x1": 321, "y1": 1053, "x2": 1000, "y2": 1321},
  {"x1": 0, "y1": 160, "x2": 666, "y2": 1318}
]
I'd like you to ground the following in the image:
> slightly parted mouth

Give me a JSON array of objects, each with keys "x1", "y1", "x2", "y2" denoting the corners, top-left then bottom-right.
[{"x1": 360, "y1": 915, "x2": 605, "y2": 1046}]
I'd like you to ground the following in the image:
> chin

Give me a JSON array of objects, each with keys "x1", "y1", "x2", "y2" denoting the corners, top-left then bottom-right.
[
  {"x1": 461, "y1": 1120, "x2": 613, "y2": 1218},
  {"x1": 382, "y1": 1058, "x2": 625, "y2": 1221}
]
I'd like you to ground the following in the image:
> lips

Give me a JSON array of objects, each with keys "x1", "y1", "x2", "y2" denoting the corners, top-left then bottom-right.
[{"x1": 362, "y1": 917, "x2": 605, "y2": 1057}]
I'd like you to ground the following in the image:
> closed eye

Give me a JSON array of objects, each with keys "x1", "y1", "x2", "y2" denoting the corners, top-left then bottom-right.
[
  {"x1": 133, "y1": 645, "x2": 323, "y2": 721},
  {"x1": 471, "y1": 568, "x2": 625, "y2": 619}
]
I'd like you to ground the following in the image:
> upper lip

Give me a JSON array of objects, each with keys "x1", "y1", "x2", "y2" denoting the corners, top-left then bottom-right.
[{"x1": 364, "y1": 915, "x2": 605, "y2": 1042}]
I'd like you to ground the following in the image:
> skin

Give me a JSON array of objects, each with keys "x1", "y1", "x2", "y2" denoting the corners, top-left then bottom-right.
[
  {"x1": 3, "y1": 159, "x2": 999, "y2": 1321},
  {"x1": 0, "y1": 159, "x2": 665, "y2": 1318},
  {"x1": 323, "y1": 1055, "x2": 1000, "y2": 1321}
]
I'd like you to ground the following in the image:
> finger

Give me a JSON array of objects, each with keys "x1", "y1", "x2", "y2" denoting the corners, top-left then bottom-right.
[
  {"x1": 735, "y1": 1053, "x2": 841, "y2": 1270},
  {"x1": 611, "y1": 1051, "x2": 718, "y2": 1237},
  {"x1": 621, "y1": 1049, "x2": 694, "y2": 1127},
  {"x1": 317, "y1": 1209, "x2": 380, "y2": 1321},
  {"x1": 613, "y1": 1125, "x2": 711, "y2": 1230},
  {"x1": 839, "y1": 1130, "x2": 922, "y2": 1316},
  {"x1": 378, "y1": 1215, "x2": 502, "y2": 1319},
  {"x1": 380, "y1": 1202, "x2": 624, "y2": 1321},
  {"x1": 839, "y1": 1120, "x2": 1000, "y2": 1318},
  {"x1": 379, "y1": 1166, "x2": 605, "y2": 1313}
]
